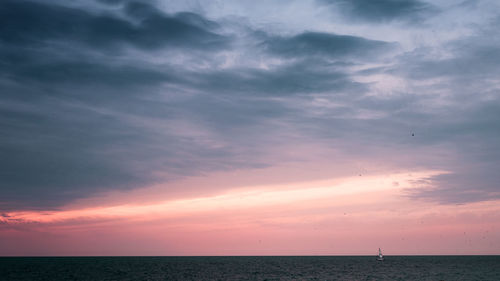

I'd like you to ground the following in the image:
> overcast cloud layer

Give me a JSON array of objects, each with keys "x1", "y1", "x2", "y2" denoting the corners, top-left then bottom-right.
[{"x1": 1, "y1": 0, "x2": 500, "y2": 211}]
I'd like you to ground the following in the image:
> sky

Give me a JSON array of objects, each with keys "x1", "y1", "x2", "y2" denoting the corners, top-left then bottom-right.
[{"x1": 1, "y1": 0, "x2": 500, "y2": 256}]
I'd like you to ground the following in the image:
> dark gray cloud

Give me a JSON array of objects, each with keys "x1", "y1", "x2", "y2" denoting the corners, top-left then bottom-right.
[
  {"x1": 408, "y1": 168, "x2": 500, "y2": 204},
  {"x1": 392, "y1": 46, "x2": 500, "y2": 82},
  {"x1": 0, "y1": 0, "x2": 229, "y2": 52},
  {"x1": 1, "y1": 52, "x2": 173, "y2": 87},
  {"x1": 262, "y1": 31, "x2": 395, "y2": 59},
  {"x1": 0, "y1": 83, "x2": 270, "y2": 211},
  {"x1": 188, "y1": 62, "x2": 366, "y2": 97},
  {"x1": 0, "y1": 0, "x2": 235, "y2": 211},
  {"x1": 318, "y1": 0, "x2": 437, "y2": 23},
  {"x1": 97, "y1": 0, "x2": 128, "y2": 4}
]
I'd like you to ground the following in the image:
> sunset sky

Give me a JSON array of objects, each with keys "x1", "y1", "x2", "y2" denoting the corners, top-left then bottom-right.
[{"x1": 1, "y1": 0, "x2": 500, "y2": 256}]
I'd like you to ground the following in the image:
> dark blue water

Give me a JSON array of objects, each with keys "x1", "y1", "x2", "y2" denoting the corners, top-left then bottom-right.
[{"x1": 1, "y1": 256, "x2": 499, "y2": 280}]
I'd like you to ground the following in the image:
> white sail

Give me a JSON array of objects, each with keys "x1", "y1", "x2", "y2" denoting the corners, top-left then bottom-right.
[{"x1": 377, "y1": 248, "x2": 384, "y2": 261}]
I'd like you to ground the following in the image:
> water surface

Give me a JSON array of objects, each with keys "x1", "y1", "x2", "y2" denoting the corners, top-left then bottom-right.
[{"x1": 1, "y1": 256, "x2": 499, "y2": 280}]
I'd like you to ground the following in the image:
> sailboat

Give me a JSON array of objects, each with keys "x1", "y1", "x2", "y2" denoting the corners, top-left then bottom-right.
[{"x1": 377, "y1": 248, "x2": 384, "y2": 261}]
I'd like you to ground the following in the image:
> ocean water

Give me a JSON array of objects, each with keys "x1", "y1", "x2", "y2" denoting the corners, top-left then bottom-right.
[{"x1": 0, "y1": 256, "x2": 499, "y2": 280}]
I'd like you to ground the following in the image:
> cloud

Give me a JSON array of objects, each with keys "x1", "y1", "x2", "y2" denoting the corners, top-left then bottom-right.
[
  {"x1": 262, "y1": 31, "x2": 395, "y2": 59},
  {"x1": 318, "y1": 0, "x2": 438, "y2": 23},
  {"x1": 0, "y1": 1, "x2": 236, "y2": 211},
  {"x1": 389, "y1": 19, "x2": 500, "y2": 204},
  {"x1": 0, "y1": 0, "x2": 229, "y2": 52},
  {"x1": 1, "y1": 0, "x2": 499, "y2": 211},
  {"x1": 408, "y1": 168, "x2": 500, "y2": 204},
  {"x1": 0, "y1": 0, "x2": 438, "y2": 211},
  {"x1": 97, "y1": 0, "x2": 128, "y2": 5},
  {"x1": 402, "y1": 98, "x2": 500, "y2": 204},
  {"x1": 188, "y1": 62, "x2": 366, "y2": 98}
]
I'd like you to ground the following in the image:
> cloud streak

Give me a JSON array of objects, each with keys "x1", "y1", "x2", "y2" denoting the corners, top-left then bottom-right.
[{"x1": 318, "y1": 0, "x2": 438, "y2": 23}]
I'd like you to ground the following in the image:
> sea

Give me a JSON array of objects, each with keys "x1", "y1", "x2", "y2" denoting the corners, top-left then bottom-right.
[{"x1": 0, "y1": 256, "x2": 499, "y2": 280}]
